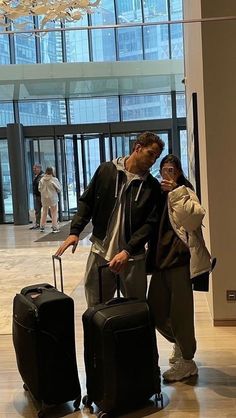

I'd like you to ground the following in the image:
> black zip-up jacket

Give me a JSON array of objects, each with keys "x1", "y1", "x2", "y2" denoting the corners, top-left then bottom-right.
[
  {"x1": 70, "y1": 161, "x2": 162, "y2": 256},
  {"x1": 33, "y1": 170, "x2": 44, "y2": 196}
]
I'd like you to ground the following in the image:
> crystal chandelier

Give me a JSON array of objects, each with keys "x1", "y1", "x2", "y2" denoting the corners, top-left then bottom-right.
[{"x1": 0, "y1": 0, "x2": 101, "y2": 30}]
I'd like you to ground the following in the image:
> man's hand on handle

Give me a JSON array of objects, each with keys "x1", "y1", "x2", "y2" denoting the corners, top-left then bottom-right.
[
  {"x1": 55, "y1": 234, "x2": 79, "y2": 256},
  {"x1": 109, "y1": 250, "x2": 130, "y2": 274}
]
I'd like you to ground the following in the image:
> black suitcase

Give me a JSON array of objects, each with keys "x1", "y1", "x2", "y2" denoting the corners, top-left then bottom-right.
[
  {"x1": 82, "y1": 265, "x2": 163, "y2": 417},
  {"x1": 12, "y1": 255, "x2": 81, "y2": 418}
]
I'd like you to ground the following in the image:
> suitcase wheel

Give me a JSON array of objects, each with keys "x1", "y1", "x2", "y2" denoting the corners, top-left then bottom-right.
[
  {"x1": 97, "y1": 412, "x2": 108, "y2": 418},
  {"x1": 73, "y1": 397, "x2": 81, "y2": 411},
  {"x1": 82, "y1": 394, "x2": 91, "y2": 407},
  {"x1": 155, "y1": 392, "x2": 164, "y2": 409},
  {"x1": 23, "y1": 383, "x2": 28, "y2": 391}
]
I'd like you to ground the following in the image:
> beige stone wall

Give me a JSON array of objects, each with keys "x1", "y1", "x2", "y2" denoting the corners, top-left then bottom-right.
[{"x1": 183, "y1": 0, "x2": 236, "y2": 323}]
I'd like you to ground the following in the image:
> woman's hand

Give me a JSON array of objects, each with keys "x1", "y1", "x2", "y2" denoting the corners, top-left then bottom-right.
[{"x1": 161, "y1": 179, "x2": 177, "y2": 192}]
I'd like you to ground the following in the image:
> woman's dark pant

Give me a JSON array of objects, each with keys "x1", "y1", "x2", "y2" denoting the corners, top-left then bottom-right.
[{"x1": 148, "y1": 264, "x2": 196, "y2": 360}]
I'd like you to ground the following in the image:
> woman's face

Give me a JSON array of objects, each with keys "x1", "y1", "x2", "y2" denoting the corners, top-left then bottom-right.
[{"x1": 160, "y1": 162, "x2": 180, "y2": 182}]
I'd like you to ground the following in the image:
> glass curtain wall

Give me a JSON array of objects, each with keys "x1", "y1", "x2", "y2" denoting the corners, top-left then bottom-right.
[
  {"x1": 0, "y1": 0, "x2": 184, "y2": 127},
  {"x1": 0, "y1": 0, "x2": 187, "y2": 222}
]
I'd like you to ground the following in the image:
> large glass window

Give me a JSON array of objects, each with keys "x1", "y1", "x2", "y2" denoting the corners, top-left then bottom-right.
[
  {"x1": 92, "y1": 29, "x2": 116, "y2": 61},
  {"x1": 39, "y1": 20, "x2": 63, "y2": 63},
  {"x1": 0, "y1": 32, "x2": 10, "y2": 64},
  {"x1": 65, "y1": 17, "x2": 90, "y2": 63},
  {"x1": 70, "y1": 97, "x2": 120, "y2": 123},
  {"x1": 19, "y1": 100, "x2": 66, "y2": 125},
  {"x1": 143, "y1": 0, "x2": 168, "y2": 22},
  {"x1": 144, "y1": 25, "x2": 169, "y2": 59},
  {"x1": 121, "y1": 94, "x2": 172, "y2": 121},
  {"x1": 176, "y1": 93, "x2": 186, "y2": 117},
  {"x1": 116, "y1": 0, "x2": 142, "y2": 23},
  {"x1": 14, "y1": 17, "x2": 37, "y2": 64},
  {"x1": 0, "y1": 102, "x2": 14, "y2": 126},
  {"x1": 117, "y1": 27, "x2": 143, "y2": 61}
]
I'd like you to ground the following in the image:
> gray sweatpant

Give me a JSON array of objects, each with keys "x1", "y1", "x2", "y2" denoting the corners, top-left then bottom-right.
[
  {"x1": 84, "y1": 251, "x2": 147, "y2": 307},
  {"x1": 148, "y1": 264, "x2": 196, "y2": 360}
]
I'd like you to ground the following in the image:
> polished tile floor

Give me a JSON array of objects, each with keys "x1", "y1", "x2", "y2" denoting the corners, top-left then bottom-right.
[{"x1": 0, "y1": 224, "x2": 236, "y2": 418}]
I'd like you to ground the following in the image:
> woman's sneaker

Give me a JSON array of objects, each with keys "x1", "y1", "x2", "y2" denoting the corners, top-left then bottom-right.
[
  {"x1": 169, "y1": 344, "x2": 182, "y2": 364},
  {"x1": 40, "y1": 226, "x2": 45, "y2": 232},
  {"x1": 163, "y1": 358, "x2": 198, "y2": 382},
  {"x1": 52, "y1": 227, "x2": 60, "y2": 233}
]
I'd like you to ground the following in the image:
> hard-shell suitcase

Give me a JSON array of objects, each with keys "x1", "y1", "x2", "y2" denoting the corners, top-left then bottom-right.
[
  {"x1": 82, "y1": 265, "x2": 163, "y2": 417},
  {"x1": 12, "y1": 255, "x2": 81, "y2": 418}
]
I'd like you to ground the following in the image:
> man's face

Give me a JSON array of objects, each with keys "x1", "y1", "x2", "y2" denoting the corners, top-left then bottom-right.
[
  {"x1": 135, "y1": 143, "x2": 161, "y2": 172},
  {"x1": 33, "y1": 165, "x2": 41, "y2": 175}
]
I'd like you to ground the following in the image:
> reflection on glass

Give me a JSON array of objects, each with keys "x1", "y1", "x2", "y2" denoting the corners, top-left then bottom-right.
[
  {"x1": 117, "y1": 27, "x2": 143, "y2": 61},
  {"x1": 0, "y1": 140, "x2": 13, "y2": 218},
  {"x1": 65, "y1": 137, "x2": 77, "y2": 212},
  {"x1": 0, "y1": 32, "x2": 10, "y2": 64},
  {"x1": 180, "y1": 129, "x2": 188, "y2": 178},
  {"x1": 84, "y1": 136, "x2": 100, "y2": 184},
  {"x1": 170, "y1": 24, "x2": 183, "y2": 59},
  {"x1": 65, "y1": 17, "x2": 89, "y2": 62},
  {"x1": 70, "y1": 97, "x2": 119, "y2": 123},
  {"x1": 150, "y1": 132, "x2": 169, "y2": 179},
  {"x1": 91, "y1": 29, "x2": 116, "y2": 61},
  {"x1": 0, "y1": 102, "x2": 14, "y2": 127},
  {"x1": 143, "y1": 0, "x2": 168, "y2": 22},
  {"x1": 144, "y1": 25, "x2": 169, "y2": 60},
  {"x1": 176, "y1": 93, "x2": 186, "y2": 117},
  {"x1": 116, "y1": 0, "x2": 142, "y2": 23},
  {"x1": 77, "y1": 138, "x2": 85, "y2": 194},
  {"x1": 14, "y1": 17, "x2": 36, "y2": 64},
  {"x1": 121, "y1": 94, "x2": 172, "y2": 121},
  {"x1": 91, "y1": 0, "x2": 116, "y2": 25},
  {"x1": 19, "y1": 101, "x2": 66, "y2": 125},
  {"x1": 170, "y1": 0, "x2": 183, "y2": 19},
  {"x1": 38, "y1": 19, "x2": 63, "y2": 63}
]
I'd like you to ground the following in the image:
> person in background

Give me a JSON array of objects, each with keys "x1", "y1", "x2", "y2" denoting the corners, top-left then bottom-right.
[
  {"x1": 29, "y1": 163, "x2": 44, "y2": 230},
  {"x1": 38, "y1": 167, "x2": 62, "y2": 233},
  {"x1": 147, "y1": 154, "x2": 212, "y2": 383},
  {"x1": 55, "y1": 131, "x2": 164, "y2": 307}
]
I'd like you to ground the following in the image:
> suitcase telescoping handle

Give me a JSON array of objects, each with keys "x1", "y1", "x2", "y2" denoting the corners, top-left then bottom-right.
[
  {"x1": 52, "y1": 255, "x2": 64, "y2": 292},
  {"x1": 98, "y1": 264, "x2": 121, "y2": 303}
]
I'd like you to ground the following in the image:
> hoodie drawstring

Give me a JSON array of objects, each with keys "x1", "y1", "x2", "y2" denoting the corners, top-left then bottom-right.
[
  {"x1": 135, "y1": 181, "x2": 144, "y2": 202},
  {"x1": 115, "y1": 172, "x2": 119, "y2": 198}
]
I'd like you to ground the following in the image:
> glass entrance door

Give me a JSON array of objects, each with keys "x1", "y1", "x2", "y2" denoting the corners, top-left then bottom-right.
[
  {"x1": 1, "y1": 127, "x2": 177, "y2": 224},
  {"x1": 0, "y1": 139, "x2": 13, "y2": 222}
]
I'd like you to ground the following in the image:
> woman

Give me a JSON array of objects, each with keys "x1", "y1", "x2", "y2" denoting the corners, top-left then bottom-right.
[
  {"x1": 38, "y1": 167, "x2": 62, "y2": 233},
  {"x1": 147, "y1": 154, "x2": 212, "y2": 382}
]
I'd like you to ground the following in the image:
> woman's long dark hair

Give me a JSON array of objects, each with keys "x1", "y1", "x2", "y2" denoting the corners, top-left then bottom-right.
[{"x1": 160, "y1": 154, "x2": 194, "y2": 190}]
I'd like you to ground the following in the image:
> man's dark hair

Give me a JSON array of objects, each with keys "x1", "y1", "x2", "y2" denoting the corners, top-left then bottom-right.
[{"x1": 132, "y1": 131, "x2": 165, "y2": 152}]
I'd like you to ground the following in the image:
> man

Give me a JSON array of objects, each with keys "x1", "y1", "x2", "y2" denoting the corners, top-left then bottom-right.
[
  {"x1": 55, "y1": 131, "x2": 164, "y2": 306},
  {"x1": 29, "y1": 163, "x2": 44, "y2": 230}
]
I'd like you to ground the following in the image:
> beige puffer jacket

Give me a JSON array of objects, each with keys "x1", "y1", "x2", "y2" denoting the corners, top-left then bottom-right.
[{"x1": 167, "y1": 185, "x2": 212, "y2": 279}]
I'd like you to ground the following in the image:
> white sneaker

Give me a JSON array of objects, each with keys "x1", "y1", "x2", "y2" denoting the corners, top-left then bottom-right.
[
  {"x1": 163, "y1": 358, "x2": 198, "y2": 382},
  {"x1": 40, "y1": 226, "x2": 45, "y2": 232},
  {"x1": 169, "y1": 344, "x2": 182, "y2": 364},
  {"x1": 52, "y1": 227, "x2": 60, "y2": 233}
]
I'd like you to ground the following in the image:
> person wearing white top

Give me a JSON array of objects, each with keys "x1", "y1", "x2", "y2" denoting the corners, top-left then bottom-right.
[{"x1": 38, "y1": 167, "x2": 62, "y2": 233}]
